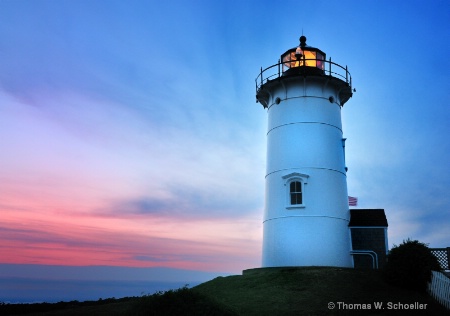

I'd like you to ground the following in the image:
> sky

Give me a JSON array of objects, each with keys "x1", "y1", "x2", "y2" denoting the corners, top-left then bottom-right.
[{"x1": 1, "y1": 0, "x2": 449, "y2": 293}]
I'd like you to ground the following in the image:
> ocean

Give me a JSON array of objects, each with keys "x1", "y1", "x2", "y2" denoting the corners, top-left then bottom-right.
[{"x1": 0, "y1": 278, "x2": 199, "y2": 303}]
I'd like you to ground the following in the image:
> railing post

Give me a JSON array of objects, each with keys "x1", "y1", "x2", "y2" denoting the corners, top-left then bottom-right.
[
  {"x1": 346, "y1": 65, "x2": 348, "y2": 83},
  {"x1": 260, "y1": 67, "x2": 263, "y2": 87},
  {"x1": 329, "y1": 57, "x2": 332, "y2": 76},
  {"x1": 278, "y1": 59, "x2": 280, "y2": 77}
]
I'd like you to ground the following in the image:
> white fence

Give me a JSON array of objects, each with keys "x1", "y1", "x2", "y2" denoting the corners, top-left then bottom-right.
[{"x1": 428, "y1": 271, "x2": 450, "y2": 309}]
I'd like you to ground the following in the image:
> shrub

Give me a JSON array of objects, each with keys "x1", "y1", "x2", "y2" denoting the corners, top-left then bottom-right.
[
  {"x1": 383, "y1": 239, "x2": 441, "y2": 292},
  {"x1": 129, "y1": 286, "x2": 238, "y2": 316}
]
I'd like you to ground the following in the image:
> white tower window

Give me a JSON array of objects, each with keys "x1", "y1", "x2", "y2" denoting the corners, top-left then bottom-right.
[
  {"x1": 290, "y1": 181, "x2": 302, "y2": 205},
  {"x1": 282, "y1": 172, "x2": 309, "y2": 209}
]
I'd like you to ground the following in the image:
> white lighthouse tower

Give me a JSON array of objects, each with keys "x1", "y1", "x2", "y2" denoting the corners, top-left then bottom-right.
[{"x1": 256, "y1": 36, "x2": 354, "y2": 268}]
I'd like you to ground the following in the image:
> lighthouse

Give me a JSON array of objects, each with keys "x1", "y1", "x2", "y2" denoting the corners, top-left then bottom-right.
[{"x1": 256, "y1": 36, "x2": 354, "y2": 268}]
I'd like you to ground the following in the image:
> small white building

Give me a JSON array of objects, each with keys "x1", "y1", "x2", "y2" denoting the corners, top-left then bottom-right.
[{"x1": 256, "y1": 36, "x2": 354, "y2": 268}]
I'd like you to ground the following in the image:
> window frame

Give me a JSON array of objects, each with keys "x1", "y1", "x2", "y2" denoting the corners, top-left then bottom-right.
[
  {"x1": 289, "y1": 181, "x2": 303, "y2": 205},
  {"x1": 282, "y1": 172, "x2": 309, "y2": 209}
]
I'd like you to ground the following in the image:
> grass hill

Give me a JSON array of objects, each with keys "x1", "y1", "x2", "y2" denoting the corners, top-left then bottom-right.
[
  {"x1": 2, "y1": 267, "x2": 449, "y2": 315},
  {"x1": 194, "y1": 267, "x2": 448, "y2": 315}
]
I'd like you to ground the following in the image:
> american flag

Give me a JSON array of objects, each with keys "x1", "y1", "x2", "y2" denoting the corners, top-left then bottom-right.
[{"x1": 348, "y1": 196, "x2": 358, "y2": 206}]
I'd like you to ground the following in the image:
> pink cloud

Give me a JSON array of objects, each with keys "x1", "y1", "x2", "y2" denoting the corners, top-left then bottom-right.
[{"x1": 0, "y1": 192, "x2": 261, "y2": 272}]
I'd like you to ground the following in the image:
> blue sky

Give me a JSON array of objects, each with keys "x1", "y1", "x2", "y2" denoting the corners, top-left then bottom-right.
[{"x1": 0, "y1": 0, "x2": 449, "y2": 300}]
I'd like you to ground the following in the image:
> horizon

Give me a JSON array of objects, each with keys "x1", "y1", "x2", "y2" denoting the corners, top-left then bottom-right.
[
  {"x1": 1, "y1": 0, "x2": 449, "y2": 302},
  {"x1": 0, "y1": 263, "x2": 229, "y2": 303}
]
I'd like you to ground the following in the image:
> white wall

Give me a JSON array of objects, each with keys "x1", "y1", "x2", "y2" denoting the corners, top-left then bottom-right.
[{"x1": 262, "y1": 76, "x2": 353, "y2": 267}]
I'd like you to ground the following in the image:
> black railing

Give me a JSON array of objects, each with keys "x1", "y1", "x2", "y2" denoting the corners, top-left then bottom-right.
[
  {"x1": 255, "y1": 58, "x2": 352, "y2": 94},
  {"x1": 430, "y1": 247, "x2": 450, "y2": 270}
]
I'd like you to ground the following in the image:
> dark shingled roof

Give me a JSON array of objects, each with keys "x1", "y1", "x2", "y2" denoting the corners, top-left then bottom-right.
[{"x1": 349, "y1": 209, "x2": 388, "y2": 227}]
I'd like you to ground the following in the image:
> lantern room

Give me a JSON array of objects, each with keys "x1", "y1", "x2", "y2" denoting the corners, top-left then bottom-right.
[
  {"x1": 256, "y1": 35, "x2": 353, "y2": 108},
  {"x1": 281, "y1": 35, "x2": 326, "y2": 75}
]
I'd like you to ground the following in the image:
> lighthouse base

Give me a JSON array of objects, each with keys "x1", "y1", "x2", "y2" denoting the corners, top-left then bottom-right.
[{"x1": 262, "y1": 216, "x2": 353, "y2": 268}]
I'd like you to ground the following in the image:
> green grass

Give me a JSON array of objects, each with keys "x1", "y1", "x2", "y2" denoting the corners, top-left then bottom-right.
[
  {"x1": 193, "y1": 267, "x2": 448, "y2": 316},
  {"x1": 2, "y1": 267, "x2": 449, "y2": 315}
]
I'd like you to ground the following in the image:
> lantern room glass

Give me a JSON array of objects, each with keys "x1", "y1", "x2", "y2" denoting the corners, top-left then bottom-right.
[{"x1": 282, "y1": 49, "x2": 325, "y2": 72}]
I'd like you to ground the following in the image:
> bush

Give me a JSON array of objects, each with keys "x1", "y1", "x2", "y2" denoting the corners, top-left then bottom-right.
[
  {"x1": 383, "y1": 239, "x2": 441, "y2": 292},
  {"x1": 129, "y1": 286, "x2": 238, "y2": 316}
]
